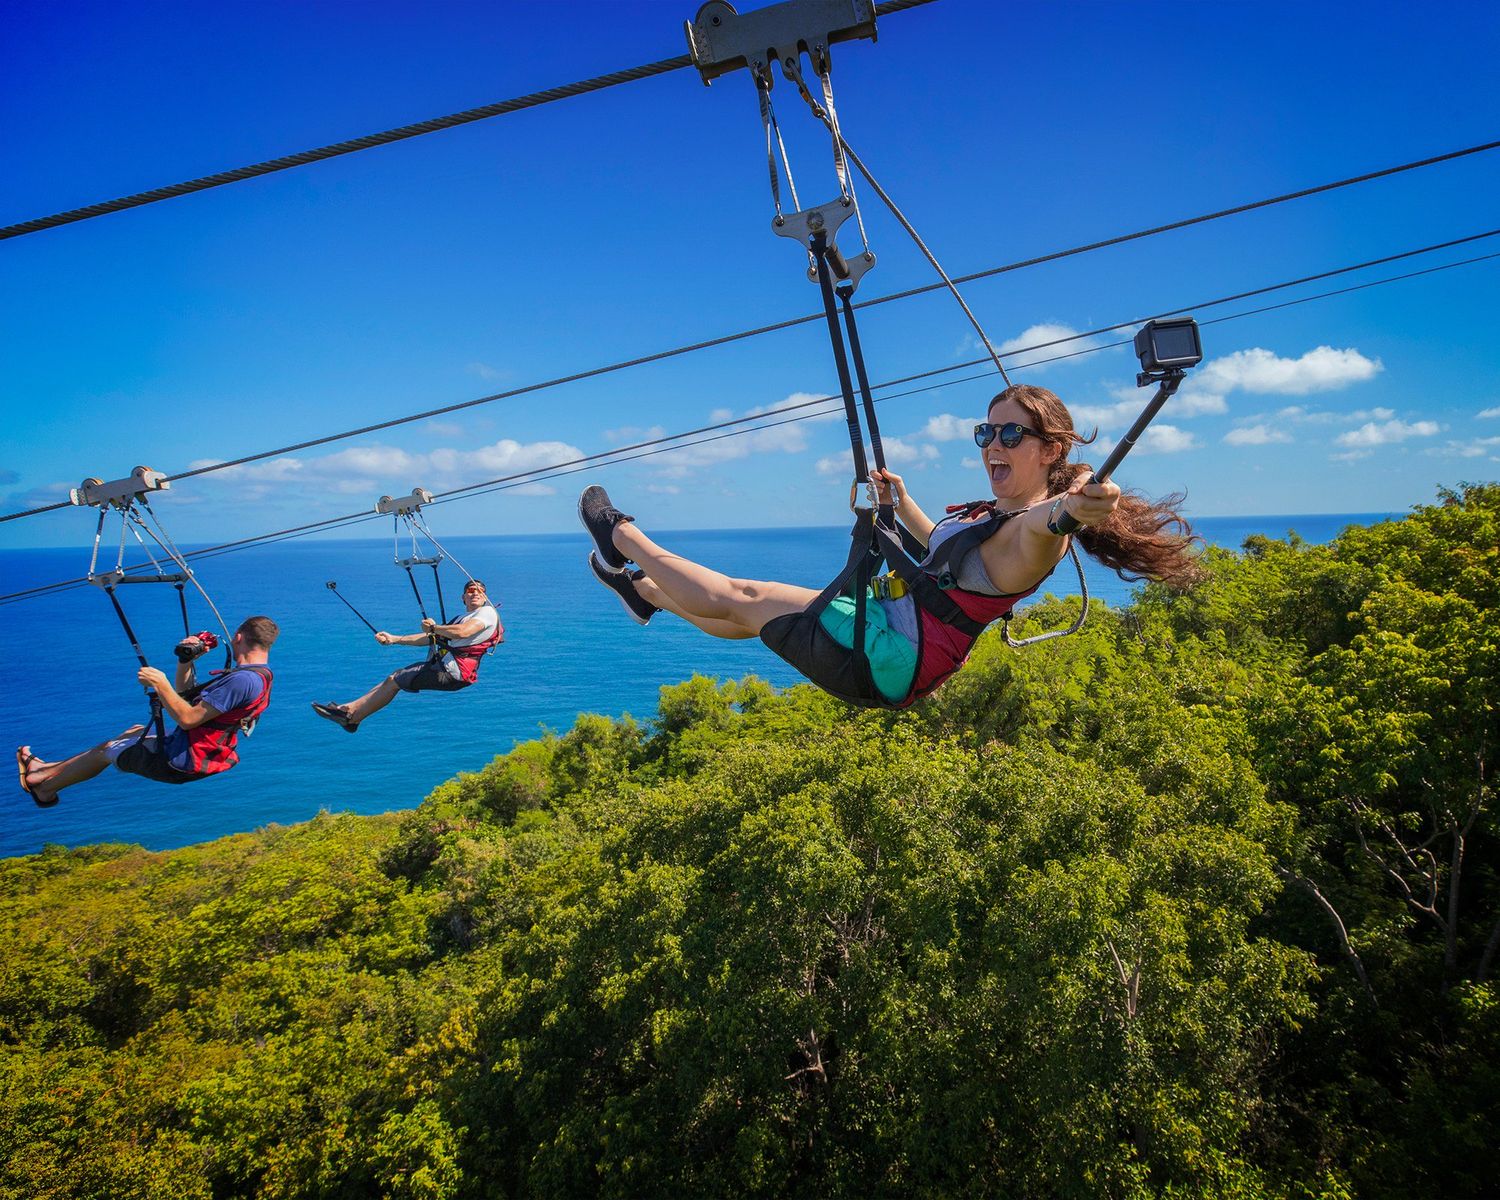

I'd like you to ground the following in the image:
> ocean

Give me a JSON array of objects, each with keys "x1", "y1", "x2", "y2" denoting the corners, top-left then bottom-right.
[{"x1": 1, "y1": 514, "x2": 1397, "y2": 858}]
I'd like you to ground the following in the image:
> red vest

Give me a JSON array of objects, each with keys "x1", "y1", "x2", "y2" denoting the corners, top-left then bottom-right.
[
  {"x1": 182, "y1": 666, "x2": 274, "y2": 775},
  {"x1": 445, "y1": 619, "x2": 504, "y2": 685}
]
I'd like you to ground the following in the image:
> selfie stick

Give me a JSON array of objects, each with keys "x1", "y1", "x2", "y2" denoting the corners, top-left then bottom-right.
[{"x1": 324, "y1": 581, "x2": 379, "y2": 634}]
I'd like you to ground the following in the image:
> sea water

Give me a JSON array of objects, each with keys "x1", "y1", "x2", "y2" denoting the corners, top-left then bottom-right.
[{"x1": 0, "y1": 515, "x2": 1395, "y2": 857}]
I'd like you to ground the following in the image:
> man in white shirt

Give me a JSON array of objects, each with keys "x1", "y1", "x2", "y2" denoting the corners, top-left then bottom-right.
[{"x1": 312, "y1": 579, "x2": 502, "y2": 732}]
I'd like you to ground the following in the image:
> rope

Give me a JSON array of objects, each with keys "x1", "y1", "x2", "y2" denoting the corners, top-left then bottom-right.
[
  {"x1": 5, "y1": 142, "x2": 1496, "y2": 525},
  {"x1": 0, "y1": 0, "x2": 941, "y2": 243},
  {"x1": 6, "y1": 242, "x2": 1495, "y2": 608}
]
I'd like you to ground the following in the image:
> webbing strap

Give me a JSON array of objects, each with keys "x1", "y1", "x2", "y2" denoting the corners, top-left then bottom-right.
[
  {"x1": 806, "y1": 508, "x2": 881, "y2": 701},
  {"x1": 105, "y1": 583, "x2": 166, "y2": 743},
  {"x1": 837, "y1": 284, "x2": 893, "y2": 528},
  {"x1": 873, "y1": 524, "x2": 987, "y2": 636},
  {"x1": 811, "y1": 232, "x2": 869, "y2": 485}
]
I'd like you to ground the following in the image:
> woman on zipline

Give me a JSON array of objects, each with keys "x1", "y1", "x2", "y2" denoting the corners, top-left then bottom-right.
[{"x1": 579, "y1": 383, "x2": 1202, "y2": 708}]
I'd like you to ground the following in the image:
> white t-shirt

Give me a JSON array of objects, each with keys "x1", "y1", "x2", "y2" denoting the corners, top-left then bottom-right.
[{"x1": 439, "y1": 604, "x2": 501, "y2": 677}]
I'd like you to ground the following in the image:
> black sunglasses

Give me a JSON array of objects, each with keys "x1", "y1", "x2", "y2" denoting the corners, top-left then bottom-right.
[{"x1": 973, "y1": 421, "x2": 1042, "y2": 449}]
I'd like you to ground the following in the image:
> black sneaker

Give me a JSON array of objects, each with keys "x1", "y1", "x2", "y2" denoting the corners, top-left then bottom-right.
[
  {"x1": 311, "y1": 702, "x2": 359, "y2": 733},
  {"x1": 578, "y1": 485, "x2": 633, "y2": 572},
  {"x1": 589, "y1": 553, "x2": 658, "y2": 625}
]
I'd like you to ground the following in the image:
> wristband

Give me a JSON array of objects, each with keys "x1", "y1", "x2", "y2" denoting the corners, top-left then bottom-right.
[{"x1": 1046, "y1": 497, "x2": 1070, "y2": 536}]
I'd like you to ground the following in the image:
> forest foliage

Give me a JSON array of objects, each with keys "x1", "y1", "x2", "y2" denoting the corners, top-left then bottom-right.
[{"x1": 2, "y1": 483, "x2": 1497, "y2": 1199}]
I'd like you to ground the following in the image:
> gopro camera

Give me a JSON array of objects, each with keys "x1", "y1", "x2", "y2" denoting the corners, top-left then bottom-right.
[{"x1": 1134, "y1": 317, "x2": 1202, "y2": 382}]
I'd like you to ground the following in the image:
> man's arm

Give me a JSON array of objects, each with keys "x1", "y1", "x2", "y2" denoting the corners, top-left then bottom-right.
[
  {"x1": 427, "y1": 616, "x2": 486, "y2": 640},
  {"x1": 375, "y1": 631, "x2": 433, "y2": 647},
  {"x1": 137, "y1": 667, "x2": 220, "y2": 730}
]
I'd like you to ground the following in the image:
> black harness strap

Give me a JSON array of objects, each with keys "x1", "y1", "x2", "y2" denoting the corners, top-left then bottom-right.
[
  {"x1": 836, "y1": 282, "x2": 896, "y2": 531},
  {"x1": 810, "y1": 232, "x2": 887, "y2": 701},
  {"x1": 103, "y1": 583, "x2": 167, "y2": 745}
]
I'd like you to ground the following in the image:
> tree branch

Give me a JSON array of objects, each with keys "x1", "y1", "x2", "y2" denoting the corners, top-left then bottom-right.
[{"x1": 1276, "y1": 866, "x2": 1378, "y2": 1006}]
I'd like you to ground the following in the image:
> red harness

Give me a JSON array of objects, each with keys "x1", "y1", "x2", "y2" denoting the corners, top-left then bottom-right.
[
  {"x1": 444, "y1": 618, "x2": 504, "y2": 685},
  {"x1": 181, "y1": 665, "x2": 274, "y2": 775}
]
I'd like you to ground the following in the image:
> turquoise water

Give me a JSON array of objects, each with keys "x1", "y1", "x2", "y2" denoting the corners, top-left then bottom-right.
[{"x1": 0, "y1": 514, "x2": 1396, "y2": 857}]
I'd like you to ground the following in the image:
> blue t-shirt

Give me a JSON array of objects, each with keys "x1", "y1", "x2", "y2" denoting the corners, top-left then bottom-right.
[{"x1": 162, "y1": 667, "x2": 270, "y2": 770}]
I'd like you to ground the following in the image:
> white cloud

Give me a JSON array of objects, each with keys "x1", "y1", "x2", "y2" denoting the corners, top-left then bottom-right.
[
  {"x1": 1198, "y1": 346, "x2": 1382, "y2": 395},
  {"x1": 1112, "y1": 382, "x2": 1228, "y2": 418},
  {"x1": 424, "y1": 420, "x2": 463, "y2": 438},
  {"x1": 1095, "y1": 425, "x2": 1198, "y2": 457},
  {"x1": 1224, "y1": 424, "x2": 1294, "y2": 446},
  {"x1": 878, "y1": 438, "x2": 940, "y2": 466},
  {"x1": 467, "y1": 362, "x2": 510, "y2": 382},
  {"x1": 747, "y1": 391, "x2": 841, "y2": 424},
  {"x1": 1, "y1": 482, "x2": 71, "y2": 511},
  {"x1": 996, "y1": 323, "x2": 1106, "y2": 370},
  {"x1": 922, "y1": 413, "x2": 975, "y2": 442},
  {"x1": 1334, "y1": 419, "x2": 1440, "y2": 448},
  {"x1": 1071, "y1": 399, "x2": 1141, "y2": 428},
  {"x1": 1478, "y1": 406, "x2": 1500, "y2": 419},
  {"x1": 604, "y1": 425, "x2": 667, "y2": 444},
  {"x1": 1428, "y1": 436, "x2": 1500, "y2": 458},
  {"x1": 193, "y1": 437, "x2": 585, "y2": 499}
]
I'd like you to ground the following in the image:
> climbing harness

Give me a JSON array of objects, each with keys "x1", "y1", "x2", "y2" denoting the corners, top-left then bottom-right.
[
  {"x1": 687, "y1": 0, "x2": 1040, "y2": 704},
  {"x1": 325, "y1": 487, "x2": 502, "y2": 675},
  {"x1": 70, "y1": 466, "x2": 235, "y2": 744},
  {"x1": 689, "y1": 1, "x2": 1206, "y2": 698}
]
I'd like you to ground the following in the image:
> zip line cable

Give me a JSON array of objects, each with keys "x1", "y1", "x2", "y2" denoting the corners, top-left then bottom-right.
[
  {"x1": 4, "y1": 243, "x2": 1495, "y2": 608},
  {"x1": 4, "y1": 142, "x2": 1497, "y2": 529},
  {"x1": 0, "y1": 0, "x2": 941, "y2": 243}
]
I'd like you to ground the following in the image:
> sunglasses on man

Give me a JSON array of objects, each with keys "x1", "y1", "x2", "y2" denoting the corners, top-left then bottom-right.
[{"x1": 973, "y1": 421, "x2": 1043, "y2": 449}]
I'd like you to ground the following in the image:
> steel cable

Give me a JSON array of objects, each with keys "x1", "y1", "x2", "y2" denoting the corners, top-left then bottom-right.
[
  {"x1": 5, "y1": 243, "x2": 1494, "y2": 607},
  {"x1": 0, "y1": 0, "x2": 941, "y2": 242},
  {"x1": 6, "y1": 146, "x2": 1496, "y2": 528}
]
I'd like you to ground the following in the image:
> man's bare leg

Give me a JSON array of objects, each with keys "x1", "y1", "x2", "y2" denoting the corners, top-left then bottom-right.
[
  {"x1": 340, "y1": 677, "x2": 401, "y2": 724},
  {"x1": 19, "y1": 723, "x2": 147, "y2": 805}
]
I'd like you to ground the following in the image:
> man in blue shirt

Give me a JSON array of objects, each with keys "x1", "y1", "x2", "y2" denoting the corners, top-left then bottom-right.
[{"x1": 17, "y1": 615, "x2": 278, "y2": 806}]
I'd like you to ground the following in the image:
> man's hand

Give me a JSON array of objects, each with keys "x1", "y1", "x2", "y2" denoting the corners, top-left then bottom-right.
[
  {"x1": 375, "y1": 631, "x2": 394, "y2": 646},
  {"x1": 138, "y1": 666, "x2": 170, "y2": 692},
  {"x1": 174, "y1": 635, "x2": 209, "y2": 661},
  {"x1": 420, "y1": 618, "x2": 438, "y2": 634}
]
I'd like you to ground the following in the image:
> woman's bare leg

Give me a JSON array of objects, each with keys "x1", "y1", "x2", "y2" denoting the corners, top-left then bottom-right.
[
  {"x1": 635, "y1": 577, "x2": 757, "y2": 640},
  {"x1": 613, "y1": 523, "x2": 818, "y2": 636}
]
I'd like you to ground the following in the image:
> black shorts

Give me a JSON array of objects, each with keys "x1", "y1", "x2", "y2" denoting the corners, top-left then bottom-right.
[
  {"x1": 391, "y1": 658, "x2": 470, "y2": 694},
  {"x1": 114, "y1": 740, "x2": 207, "y2": 786},
  {"x1": 760, "y1": 609, "x2": 894, "y2": 710}
]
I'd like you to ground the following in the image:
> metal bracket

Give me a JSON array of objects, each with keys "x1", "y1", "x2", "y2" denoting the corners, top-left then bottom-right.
[
  {"x1": 375, "y1": 488, "x2": 433, "y2": 517},
  {"x1": 396, "y1": 555, "x2": 443, "y2": 569},
  {"x1": 70, "y1": 466, "x2": 170, "y2": 509},
  {"x1": 686, "y1": 0, "x2": 877, "y2": 87},
  {"x1": 772, "y1": 197, "x2": 875, "y2": 291},
  {"x1": 88, "y1": 569, "x2": 190, "y2": 589}
]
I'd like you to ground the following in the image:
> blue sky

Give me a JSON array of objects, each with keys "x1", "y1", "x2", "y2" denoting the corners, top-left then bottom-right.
[{"x1": 3, "y1": 0, "x2": 1499, "y2": 553}]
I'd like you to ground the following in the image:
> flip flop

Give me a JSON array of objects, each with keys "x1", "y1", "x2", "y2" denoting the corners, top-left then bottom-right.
[
  {"x1": 16, "y1": 747, "x2": 57, "y2": 808},
  {"x1": 311, "y1": 702, "x2": 359, "y2": 733}
]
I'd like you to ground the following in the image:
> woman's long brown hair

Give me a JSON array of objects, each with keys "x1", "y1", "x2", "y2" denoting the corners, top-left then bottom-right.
[{"x1": 996, "y1": 384, "x2": 1205, "y2": 588}]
